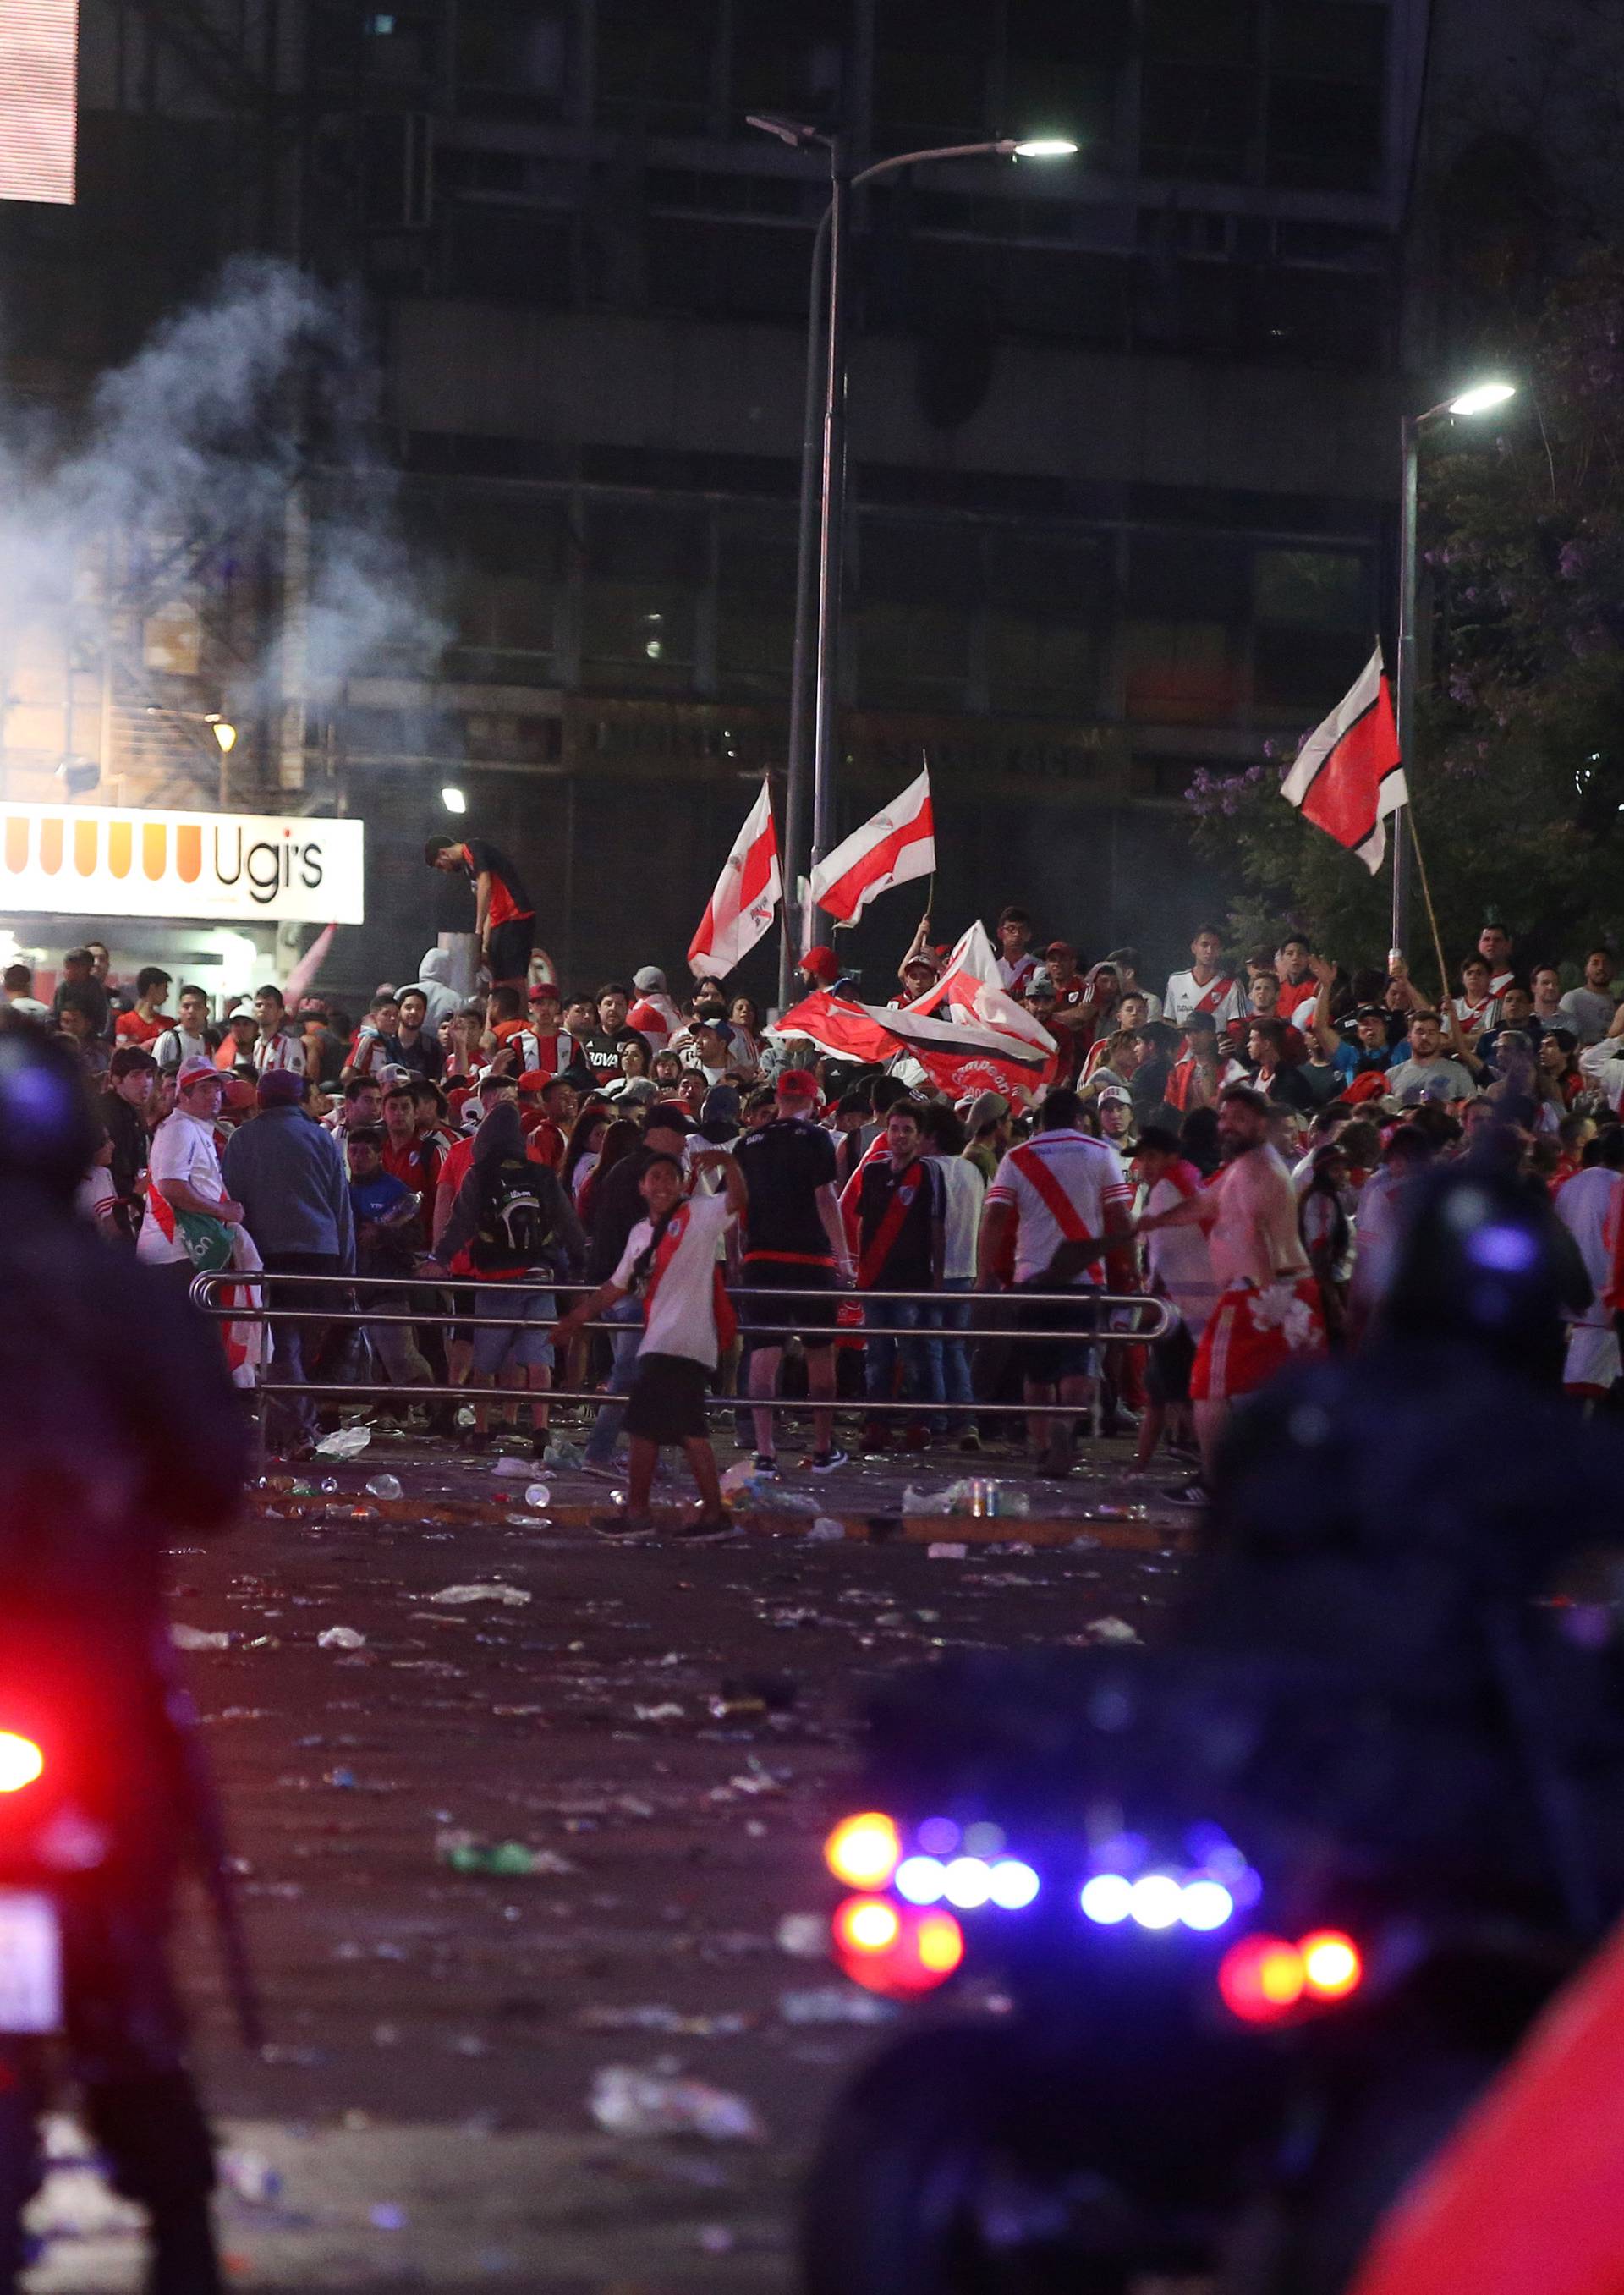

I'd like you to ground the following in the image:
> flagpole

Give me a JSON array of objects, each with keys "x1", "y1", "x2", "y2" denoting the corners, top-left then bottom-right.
[
  {"x1": 1392, "y1": 411, "x2": 1419, "y2": 964},
  {"x1": 1407, "y1": 808, "x2": 1453, "y2": 1011}
]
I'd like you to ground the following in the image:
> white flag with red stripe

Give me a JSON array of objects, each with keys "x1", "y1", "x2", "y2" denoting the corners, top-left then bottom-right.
[
  {"x1": 773, "y1": 988, "x2": 1056, "y2": 1105},
  {"x1": 906, "y1": 919, "x2": 1056, "y2": 1061},
  {"x1": 1281, "y1": 644, "x2": 1408, "y2": 875},
  {"x1": 809, "y1": 765, "x2": 935, "y2": 924},
  {"x1": 688, "y1": 781, "x2": 782, "y2": 977}
]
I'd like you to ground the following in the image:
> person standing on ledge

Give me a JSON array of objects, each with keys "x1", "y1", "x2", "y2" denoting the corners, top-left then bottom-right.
[{"x1": 425, "y1": 834, "x2": 536, "y2": 992}]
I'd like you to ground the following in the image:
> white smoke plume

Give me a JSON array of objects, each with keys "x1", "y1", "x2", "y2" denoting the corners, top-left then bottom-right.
[{"x1": 0, "y1": 255, "x2": 446, "y2": 782}]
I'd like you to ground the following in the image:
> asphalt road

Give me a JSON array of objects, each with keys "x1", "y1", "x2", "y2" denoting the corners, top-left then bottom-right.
[{"x1": 26, "y1": 1436, "x2": 1188, "y2": 2292}]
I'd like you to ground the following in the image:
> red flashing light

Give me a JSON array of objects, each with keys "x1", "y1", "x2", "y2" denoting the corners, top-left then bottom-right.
[
  {"x1": 1218, "y1": 1934, "x2": 1304, "y2": 2023},
  {"x1": 0, "y1": 1735, "x2": 43, "y2": 1795},
  {"x1": 832, "y1": 1897, "x2": 964, "y2": 1997}
]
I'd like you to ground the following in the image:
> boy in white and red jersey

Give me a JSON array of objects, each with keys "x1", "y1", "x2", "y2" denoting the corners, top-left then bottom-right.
[
  {"x1": 978, "y1": 1085, "x2": 1135, "y2": 1476},
  {"x1": 552, "y1": 1148, "x2": 749, "y2": 1542},
  {"x1": 1164, "y1": 926, "x2": 1248, "y2": 1030}
]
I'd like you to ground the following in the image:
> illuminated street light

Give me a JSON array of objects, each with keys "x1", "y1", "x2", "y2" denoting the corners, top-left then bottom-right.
[
  {"x1": 206, "y1": 716, "x2": 237, "y2": 754},
  {"x1": 1392, "y1": 376, "x2": 1519, "y2": 954},
  {"x1": 757, "y1": 118, "x2": 1078, "y2": 995},
  {"x1": 1446, "y1": 380, "x2": 1517, "y2": 418},
  {"x1": 440, "y1": 785, "x2": 467, "y2": 815}
]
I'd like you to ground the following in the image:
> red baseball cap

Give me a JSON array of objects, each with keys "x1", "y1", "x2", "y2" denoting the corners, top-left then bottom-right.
[
  {"x1": 776, "y1": 1068, "x2": 820, "y2": 1101},
  {"x1": 800, "y1": 946, "x2": 839, "y2": 983},
  {"x1": 518, "y1": 1069, "x2": 550, "y2": 1091}
]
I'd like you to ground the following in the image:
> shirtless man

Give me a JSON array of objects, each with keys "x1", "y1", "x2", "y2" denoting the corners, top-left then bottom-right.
[{"x1": 1133, "y1": 1084, "x2": 1325, "y2": 1491}]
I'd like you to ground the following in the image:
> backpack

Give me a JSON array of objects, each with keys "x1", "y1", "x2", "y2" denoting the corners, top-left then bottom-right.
[{"x1": 472, "y1": 1156, "x2": 551, "y2": 1272}]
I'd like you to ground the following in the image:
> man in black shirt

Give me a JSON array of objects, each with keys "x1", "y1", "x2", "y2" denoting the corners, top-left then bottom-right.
[
  {"x1": 425, "y1": 834, "x2": 536, "y2": 989},
  {"x1": 855, "y1": 1102, "x2": 945, "y2": 1451},
  {"x1": 733, "y1": 1068, "x2": 853, "y2": 1475},
  {"x1": 100, "y1": 1045, "x2": 158, "y2": 1240},
  {"x1": 579, "y1": 983, "x2": 650, "y2": 1086}
]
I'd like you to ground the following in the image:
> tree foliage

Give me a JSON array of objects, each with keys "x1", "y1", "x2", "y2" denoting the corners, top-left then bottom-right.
[{"x1": 1188, "y1": 249, "x2": 1624, "y2": 989}]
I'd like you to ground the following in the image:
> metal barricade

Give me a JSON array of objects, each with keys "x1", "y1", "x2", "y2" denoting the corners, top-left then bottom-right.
[{"x1": 189, "y1": 1267, "x2": 1174, "y2": 1441}]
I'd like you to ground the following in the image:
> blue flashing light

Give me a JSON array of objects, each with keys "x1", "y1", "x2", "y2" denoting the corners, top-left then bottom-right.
[
  {"x1": 943, "y1": 1857, "x2": 993, "y2": 1909},
  {"x1": 917, "y1": 1817, "x2": 960, "y2": 1856},
  {"x1": 1080, "y1": 1873, "x2": 1133, "y2": 1924},
  {"x1": 987, "y1": 1859, "x2": 1040, "y2": 1910},
  {"x1": 1178, "y1": 1878, "x2": 1235, "y2": 1931},
  {"x1": 895, "y1": 1856, "x2": 947, "y2": 1906},
  {"x1": 1128, "y1": 1875, "x2": 1183, "y2": 1930}
]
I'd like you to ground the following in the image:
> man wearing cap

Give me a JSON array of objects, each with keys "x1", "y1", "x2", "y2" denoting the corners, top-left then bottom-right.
[
  {"x1": 223, "y1": 1069, "x2": 356, "y2": 1452},
  {"x1": 214, "y1": 1005, "x2": 260, "y2": 1077},
  {"x1": 963, "y1": 1090, "x2": 1012, "y2": 1183},
  {"x1": 628, "y1": 967, "x2": 683, "y2": 1050},
  {"x1": 1308, "y1": 956, "x2": 1398, "y2": 1094},
  {"x1": 522, "y1": 981, "x2": 577, "y2": 1076},
  {"x1": 734, "y1": 1068, "x2": 855, "y2": 1474},
  {"x1": 1166, "y1": 1011, "x2": 1224, "y2": 1113},
  {"x1": 798, "y1": 945, "x2": 855, "y2": 997},
  {"x1": 136, "y1": 1058, "x2": 246, "y2": 1282}
]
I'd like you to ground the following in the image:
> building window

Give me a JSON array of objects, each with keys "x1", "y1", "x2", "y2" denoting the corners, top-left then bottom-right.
[
  {"x1": 437, "y1": 494, "x2": 568, "y2": 678},
  {"x1": 1266, "y1": 1, "x2": 1388, "y2": 193},
  {"x1": 857, "y1": 519, "x2": 979, "y2": 711},
  {"x1": 716, "y1": 509, "x2": 798, "y2": 700},
  {"x1": 1140, "y1": 0, "x2": 1260, "y2": 182},
  {"x1": 1252, "y1": 545, "x2": 1372, "y2": 711},
  {"x1": 581, "y1": 501, "x2": 702, "y2": 692},
  {"x1": 984, "y1": 531, "x2": 1104, "y2": 716}
]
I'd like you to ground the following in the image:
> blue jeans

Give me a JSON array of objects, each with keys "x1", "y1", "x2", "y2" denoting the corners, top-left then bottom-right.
[
  {"x1": 864, "y1": 1297, "x2": 936, "y2": 1408},
  {"x1": 925, "y1": 1278, "x2": 974, "y2": 1430},
  {"x1": 584, "y1": 1295, "x2": 644, "y2": 1466}
]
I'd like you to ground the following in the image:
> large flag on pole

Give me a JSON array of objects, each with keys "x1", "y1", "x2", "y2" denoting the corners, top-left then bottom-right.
[
  {"x1": 688, "y1": 782, "x2": 782, "y2": 976},
  {"x1": 1281, "y1": 644, "x2": 1408, "y2": 875},
  {"x1": 808, "y1": 765, "x2": 935, "y2": 923}
]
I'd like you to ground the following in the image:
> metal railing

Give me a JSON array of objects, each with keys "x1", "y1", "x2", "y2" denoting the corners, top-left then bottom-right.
[{"x1": 189, "y1": 1267, "x2": 1174, "y2": 1438}]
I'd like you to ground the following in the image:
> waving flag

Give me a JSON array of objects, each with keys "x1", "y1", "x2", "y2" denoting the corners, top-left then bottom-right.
[
  {"x1": 907, "y1": 919, "x2": 1056, "y2": 1061},
  {"x1": 1281, "y1": 644, "x2": 1407, "y2": 874},
  {"x1": 773, "y1": 989, "x2": 1056, "y2": 1105},
  {"x1": 809, "y1": 765, "x2": 935, "y2": 923},
  {"x1": 688, "y1": 782, "x2": 782, "y2": 977}
]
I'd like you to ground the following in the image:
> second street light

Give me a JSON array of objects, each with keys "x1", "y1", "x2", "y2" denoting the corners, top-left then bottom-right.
[
  {"x1": 749, "y1": 117, "x2": 1078, "y2": 1000},
  {"x1": 1391, "y1": 377, "x2": 1517, "y2": 958}
]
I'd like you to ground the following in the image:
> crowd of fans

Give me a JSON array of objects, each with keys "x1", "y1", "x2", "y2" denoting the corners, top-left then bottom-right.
[{"x1": 6, "y1": 892, "x2": 1624, "y2": 1501}]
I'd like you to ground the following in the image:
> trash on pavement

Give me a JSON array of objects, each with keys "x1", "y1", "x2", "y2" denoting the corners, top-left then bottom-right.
[
  {"x1": 776, "y1": 1912, "x2": 828, "y2": 1959},
  {"x1": 425, "y1": 1584, "x2": 532, "y2": 1606},
  {"x1": 171, "y1": 1624, "x2": 231, "y2": 1650},
  {"x1": 491, "y1": 1456, "x2": 532, "y2": 1479},
  {"x1": 718, "y1": 1460, "x2": 758, "y2": 1497},
  {"x1": 436, "y1": 1832, "x2": 576, "y2": 1875},
  {"x1": 365, "y1": 1474, "x2": 403, "y2": 1501},
  {"x1": 779, "y1": 1985, "x2": 897, "y2": 2025},
  {"x1": 316, "y1": 1626, "x2": 367, "y2": 1650},
  {"x1": 541, "y1": 1438, "x2": 585, "y2": 1469},
  {"x1": 589, "y1": 2065, "x2": 764, "y2": 2142},
  {"x1": 1081, "y1": 1615, "x2": 1143, "y2": 1644},
  {"x1": 577, "y1": 2005, "x2": 750, "y2": 2036},
  {"x1": 926, "y1": 1542, "x2": 968, "y2": 1561},
  {"x1": 315, "y1": 1425, "x2": 371, "y2": 1459},
  {"x1": 807, "y1": 1516, "x2": 847, "y2": 1542},
  {"x1": 524, "y1": 1483, "x2": 551, "y2": 1508}
]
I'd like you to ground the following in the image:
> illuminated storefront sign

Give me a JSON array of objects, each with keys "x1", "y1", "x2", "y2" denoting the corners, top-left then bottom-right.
[
  {"x1": 0, "y1": 2, "x2": 78, "y2": 206},
  {"x1": 0, "y1": 804, "x2": 365, "y2": 923}
]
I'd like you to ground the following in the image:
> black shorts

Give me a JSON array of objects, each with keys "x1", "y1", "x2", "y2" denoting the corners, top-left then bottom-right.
[
  {"x1": 486, "y1": 914, "x2": 535, "y2": 985},
  {"x1": 738, "y1": 1258, "x2": 838, "y2": 1348},
  {"x1": 1020, "y1": 1286, "x2": 1100, "y2": 1384},
  {"x1": 624, "y1": 1352, "x2": 712, "y2": 1445},
  {"x1": 1145, "y1": 1319, "x2": 1196, "y2": 1407}
]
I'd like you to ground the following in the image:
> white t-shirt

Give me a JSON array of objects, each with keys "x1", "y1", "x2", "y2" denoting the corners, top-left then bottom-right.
[
  {"x1": 932, "y1": 1152, "x2": 985, "y2": 1282},
  {"x1": 1164, "y1": 969, "x2": 1248, "y2": 1028},
  {"x1": 985, "y1": 1129, "x2": 1132, "y2": 1286},
  {"x1": 1561, "y1": 986, "x2": 1616, "y2": 1045},
  {"x1": 138, "y1": 1111, "x2": 226, "y2": 1265},
  {"x1": 1144, "y1": 1165, "x2": 1220, "y2": 1337},
  {"x1": 1555, "y1": 1166, "x2": 1624, "y2": 1326},
  {"x1": 613, "y1": 1189, "x2": 736, "y2": 1368}
]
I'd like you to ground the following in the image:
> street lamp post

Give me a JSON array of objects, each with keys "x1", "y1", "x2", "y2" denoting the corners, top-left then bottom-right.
[
  {"x1": 1391, "y1": 379, "x2": 1516, "y2": 961},
  {"x1": 749, "y1": 118, "x2": 1077, "y2": 1002}
]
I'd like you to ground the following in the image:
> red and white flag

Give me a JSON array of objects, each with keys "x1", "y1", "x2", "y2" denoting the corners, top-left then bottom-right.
[
  {"x1": 688, "y1": 782, "x2": 782, "y2": 977},
  {"x1": 907, "y1": 919, "x2": 1056, "y2": 1061},
  {"x1": 809, "y1": 765, "x2": 935, "y2": 923},
  {"x1": 1281, "y1": 644, "x2": 1408, "y2": 875},
  {"x1": 774, "y1": 988, "x2": 1056, "y2": 1105}
]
